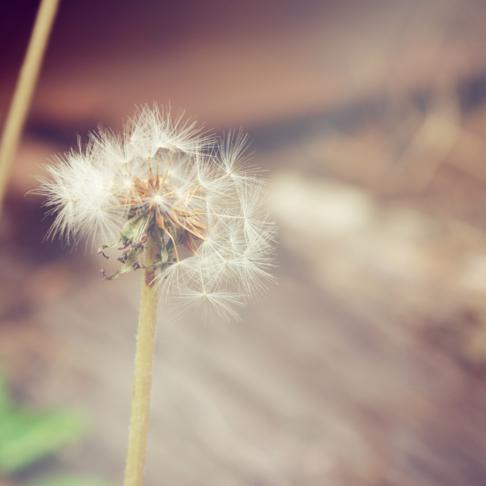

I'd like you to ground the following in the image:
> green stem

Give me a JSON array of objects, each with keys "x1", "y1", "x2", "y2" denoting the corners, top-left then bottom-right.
[{"x1": 124, "y1": 245, "x2": 159, "y2": 486}]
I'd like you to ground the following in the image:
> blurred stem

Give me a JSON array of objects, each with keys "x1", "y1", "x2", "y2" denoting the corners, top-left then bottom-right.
[
  {"x1": 124, "y1": 241, "x2": 159, "y2": 486},
  {"x1": 0, "y1": 0, "x2": 60, "y2": 215}
]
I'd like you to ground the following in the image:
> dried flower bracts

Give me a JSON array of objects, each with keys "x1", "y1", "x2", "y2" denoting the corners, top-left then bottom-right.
[{"x1": 39, "y1": 107, "x2": 274, "y2": 318}]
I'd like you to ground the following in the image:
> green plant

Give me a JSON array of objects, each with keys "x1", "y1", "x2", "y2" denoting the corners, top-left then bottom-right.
[
  {"x1": 0, "y1": 374, "x2": 105, "y2": 486},
  {"x1": 27, "y1": 477, "x2": 105, "y2": 486}
]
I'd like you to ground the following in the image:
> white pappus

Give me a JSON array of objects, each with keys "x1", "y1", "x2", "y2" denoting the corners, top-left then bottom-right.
[{"x1": 38, "y1": 107, "x2": 275, "y2": 319}]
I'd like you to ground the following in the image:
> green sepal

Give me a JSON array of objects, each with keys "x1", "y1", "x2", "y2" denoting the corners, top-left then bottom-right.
[{"x1": 120, "y1": 214, "x2": 150, "y2": 246}]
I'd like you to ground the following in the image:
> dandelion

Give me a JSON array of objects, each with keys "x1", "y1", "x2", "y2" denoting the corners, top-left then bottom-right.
[{"x1": 37, "y1": 106, "x2": 274, "y2": 486}]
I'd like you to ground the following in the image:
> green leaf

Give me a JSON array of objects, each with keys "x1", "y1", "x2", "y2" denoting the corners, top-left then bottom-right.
[
  {"x1": 0, "y1": 373, "x2": 12, "y2": 416},
  {"x1": 27, "y1": 476, "x2": 106, "y2": 486},
  {"x1": 0, "y1": 410, "x2": 86, "y2": 473}
]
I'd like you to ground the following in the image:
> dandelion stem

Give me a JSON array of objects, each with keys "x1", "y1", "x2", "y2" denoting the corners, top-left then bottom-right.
[
  {"x1": 0, "y1": 0, "x2": 59, "y2": 215},
  {"x1": 124, "y1": 241, "x2": 159, "y2": 486}
]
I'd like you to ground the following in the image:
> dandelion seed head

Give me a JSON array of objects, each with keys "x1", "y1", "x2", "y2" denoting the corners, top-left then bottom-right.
[{"x1": 39, "y1": 106, "x2": 274, "y2": 318}]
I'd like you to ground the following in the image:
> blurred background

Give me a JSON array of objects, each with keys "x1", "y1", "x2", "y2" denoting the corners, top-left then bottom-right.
[{"x1": 2, "y1": 0, "x2": 486, "y2": 484}]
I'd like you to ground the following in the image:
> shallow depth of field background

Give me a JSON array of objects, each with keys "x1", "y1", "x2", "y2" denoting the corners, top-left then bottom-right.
[{"x1": 2, "y1": 0, "x2": 486, "y2": 484}]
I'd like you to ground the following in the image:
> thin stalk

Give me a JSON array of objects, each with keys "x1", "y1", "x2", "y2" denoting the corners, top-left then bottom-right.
[
  {"x1": 124, "y1": 242, "x2": 159, "y2": 486},
  {"x1": 0, "y1": 0, "x2": 60, "y2": 214}
]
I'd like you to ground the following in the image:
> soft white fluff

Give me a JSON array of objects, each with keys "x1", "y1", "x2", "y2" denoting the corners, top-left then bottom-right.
[{"x1": 39, "y1": 107, "x2": 274, "y2": 318}]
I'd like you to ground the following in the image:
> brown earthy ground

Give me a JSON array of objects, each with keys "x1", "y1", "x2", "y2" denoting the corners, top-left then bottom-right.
[{"x1": 2, "y1": 0, "x2": 486, "y2": 484}]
